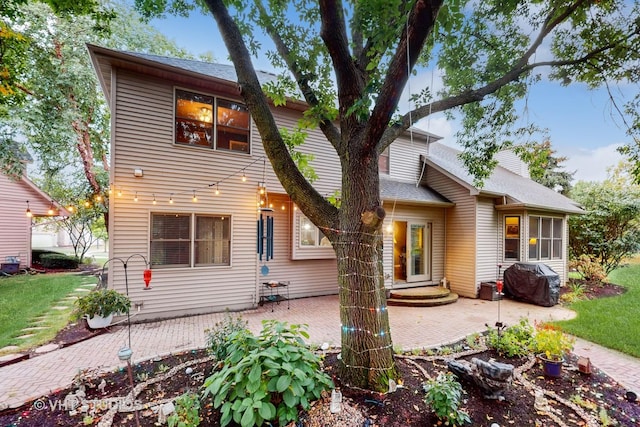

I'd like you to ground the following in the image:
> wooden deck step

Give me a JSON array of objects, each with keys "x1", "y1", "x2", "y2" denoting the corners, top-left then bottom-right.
[{"x1": 387, "y1": 286, "x2": 458, "y2": 307}]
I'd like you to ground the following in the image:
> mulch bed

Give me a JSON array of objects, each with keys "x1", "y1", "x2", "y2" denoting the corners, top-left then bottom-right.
[{"x1": 1, "y1": 278, "x2": 637, "y2": 426}]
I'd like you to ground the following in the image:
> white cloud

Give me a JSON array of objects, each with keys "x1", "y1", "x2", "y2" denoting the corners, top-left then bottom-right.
[{"x1": 560, "y1": 144, "x2": 624, "y2": 183}]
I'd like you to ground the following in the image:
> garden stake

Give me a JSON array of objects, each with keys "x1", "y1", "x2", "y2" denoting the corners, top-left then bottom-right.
[{"x1": 495, "y1": 264, "x2": 505, "y2": 338}]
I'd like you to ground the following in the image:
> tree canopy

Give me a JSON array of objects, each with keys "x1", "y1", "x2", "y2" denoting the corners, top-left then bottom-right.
[
  {"x1": 1, "y1": 0, "x2": 193, "y2": 228},
  {"x1": 135, "y1": 0, "x2": 640, "y2": 391}
]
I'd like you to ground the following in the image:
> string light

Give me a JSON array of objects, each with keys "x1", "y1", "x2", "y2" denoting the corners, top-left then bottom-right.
[
  {"x1": 192, "y1": 191, "x2": 198, "y2": 202},
  {"x1": 47, "y1": 200, "x2": 55, "y2": 216},
  {"x1": 84, "y1": 200, "x2": 91, "y2": 208},
  {"x1": 67, "y1": 205, "x2": 74, "y2": 213},
  {"x1": 242, "y1": 171, "x2": 247, "y2": 182},
  {"x1": 169, "y1": 194, "x2": 174, "y2": 204},
  {"x1": 117, "y1": 188, "x2": 122, "y2": 197},
  {"x1": 152, "y1": 194, "x2": 157, "y2": 205},
  {"x1": 25, "y1": 201, "x2": 32, "y2": 218},
  {"x1": 134, "y1": 192, "x2": 138, "y2": 202},
  {"x1": 215, "y1": 184, "x2": 220, "y2": 195},
  {"x1": 95, "y1": 194, "x2": 102, "y2": 202}
]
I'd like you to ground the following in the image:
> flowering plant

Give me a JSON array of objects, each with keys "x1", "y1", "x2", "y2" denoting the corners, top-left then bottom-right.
[{"x1": 534, "y1": 322, "x2": 575, "y2": 361}]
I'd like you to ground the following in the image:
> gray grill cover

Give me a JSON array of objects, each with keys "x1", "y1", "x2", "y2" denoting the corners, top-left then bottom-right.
[{"x1": 503, "y1": 263, "x2": 560, "y2": 307}]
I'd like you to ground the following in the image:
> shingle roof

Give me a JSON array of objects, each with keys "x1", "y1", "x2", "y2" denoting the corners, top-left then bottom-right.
[
  {"x1": 425, "y1": 142, "x2": 583, "y2": 214},
  {"x1": 122, "y1": 51, "x2": 279, "y2": 86},
  {"x1": 380, "y1": 177, "x2": 452, "y2": 206}
]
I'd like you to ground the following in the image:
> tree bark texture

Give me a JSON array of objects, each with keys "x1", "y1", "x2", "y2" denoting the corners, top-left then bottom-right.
[{"x1": 335, "y1": 145, "x2": 396, "y2": 391}]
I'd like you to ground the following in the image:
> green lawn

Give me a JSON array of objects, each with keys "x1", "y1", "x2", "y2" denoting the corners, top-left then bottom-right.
[
  {"x1": 557, "y1": 263, "x2": 640, "y2": 358},
  {"x1": 0, "y1": 273, "x2": 96, "y2": 353}
]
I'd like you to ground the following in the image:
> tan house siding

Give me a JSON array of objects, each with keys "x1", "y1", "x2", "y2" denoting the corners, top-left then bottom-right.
[
  {"x1": 476, "y1": 197, "x2": 499, "y2": 290},
  {"x1": 425, "y1": 168, "x2": 476, "y2": 297},
  {"x1": 1, "y1": 173, "x2": 59, "y2": 267},
  {"x1": 108, "y1": 69, "x2": 341, "y2": 320}
]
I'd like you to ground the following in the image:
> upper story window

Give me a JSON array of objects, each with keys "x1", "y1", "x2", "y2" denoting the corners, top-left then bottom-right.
[
  {"x1": 151, "y1": 213, "x2": 231, "y2": 268},
  {"x1": 379, "y1": 147, "x2": 389, "y2": 174},
  {"x1": 529, "y1": 216, "x2": 563, "y2": 260},
  {"x1": 175, "y1": 89, "x2": 250, "y2": 153},
  {"x1": 504, "y1": 216, "x2": 520, "y2": 261}
]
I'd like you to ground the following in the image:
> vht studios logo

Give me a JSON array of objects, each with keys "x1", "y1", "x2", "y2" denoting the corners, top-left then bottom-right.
[{"x1": 32, "y1": 397, "x2": 139, "y2": 412}]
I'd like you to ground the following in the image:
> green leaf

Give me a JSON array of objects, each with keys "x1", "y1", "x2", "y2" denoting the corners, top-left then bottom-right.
[
  {"x1": 283, "y1": 389, "x2": 297, "y2": 408},
  {"x1": 248, "y1": 363, "x2": 261, "y2": 383},
  {"x1": 258, "y1": 401, "x2": 276, "y2": 420},
  {"x1": 276, "y1": 375, "x2": 291, "y2": 392},
  {"x1": 240, "y1": 406, "x2": 256, "y2": 427}
]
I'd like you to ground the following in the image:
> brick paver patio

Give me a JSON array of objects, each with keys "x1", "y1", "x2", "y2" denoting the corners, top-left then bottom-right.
[{"x1": 1, "y1": 295, "x2": 638, "y2": 410}]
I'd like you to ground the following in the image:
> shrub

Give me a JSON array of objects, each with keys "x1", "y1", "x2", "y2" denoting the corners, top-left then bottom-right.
[
  {"x1": 202, "y1": 320, "x2": 334, "y2": 427},
  {"x1": 423, "y1": 372, "x2": 471, "y2": 426},
  {"x1": 205, "y1": 311, "x2": 249, "y2": 361},
  {"x1": 39, "y1": 253, "x2": 79, "y2": 269},
  {"x1": 486, "y1": 318, "x2": 535, "y2": 358},
  {"x1": 168, "y1": 392, "x2": 201, "y2": 427},
  {"x1": 570, "y1": 255, "x2": 607, "y2": 283}
]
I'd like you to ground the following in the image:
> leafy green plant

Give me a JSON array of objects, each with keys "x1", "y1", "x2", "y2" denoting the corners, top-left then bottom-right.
[
  {"x1": 205, "y1": 311, "x2": 249, "y2": 361},
  {"x1": 560, "y1": 280, "x2": 586, "y2": 304},
  {"x1": 534, "y1": 322, "x2": 575, "y2": 361},
  {"x1": 168, "y1": 392, "x2": 201, "y2": 427},
  {"x1": 423, "y1": 372, "x2": 471, "y2": 426},
  {"x1": 72, "y1": 289, "x2": 131, "y2": 319},
  {"x1": 202, "y1": 320, "x2": 334, "y2": 427},
  {"x1": 486, "y1": 318, "x2": 535, "y2": 357}
]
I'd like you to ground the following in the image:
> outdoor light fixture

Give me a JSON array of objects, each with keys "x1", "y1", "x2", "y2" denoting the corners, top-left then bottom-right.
[
  {"x1": 25, "y1": 201, "x2": 32, "y2": 218},
  {"x1": 133, "y1": 168, "x2": 144, "y2": 177}
]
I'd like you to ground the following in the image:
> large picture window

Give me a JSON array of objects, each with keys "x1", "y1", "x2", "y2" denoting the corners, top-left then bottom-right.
[
  {"x1": 504, "y1": 216, "x2": 520, "y2": 260},
  {"x1": 151, "y1": 213, "x2": 231, "y2": 268},
  {"x1": 175, "y1": 89, "x2": 250, "y2": 153},
  {"x1": 529, "y1": 216, "x2": 563, "y2": 260}
]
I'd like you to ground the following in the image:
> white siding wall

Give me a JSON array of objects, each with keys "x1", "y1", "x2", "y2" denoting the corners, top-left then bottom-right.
[
  {"x1": 387, "y1": 137, "x2": 429, "y2": 183},
  {"x1": 426, "y1": 168, "x2": 477, "y2": 297}
]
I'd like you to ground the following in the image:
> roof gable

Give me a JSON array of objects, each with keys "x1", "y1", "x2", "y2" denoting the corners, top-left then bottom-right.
[{"x1": 425, "y1": 142, "x2": 583, "y2": 214}]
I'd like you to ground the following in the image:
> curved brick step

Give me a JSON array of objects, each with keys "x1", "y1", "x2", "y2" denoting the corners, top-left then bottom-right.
[
  {"x1": 389, "y1": 286, "x2": 450, "y2": 300},
  {"x1": 387, "y1": 292, "x2": 459, "y2": 307}
]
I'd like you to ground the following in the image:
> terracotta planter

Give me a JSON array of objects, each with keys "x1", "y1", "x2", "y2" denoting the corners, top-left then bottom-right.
[
  {"x1": 86, "y1": 313, "x2": 114, "y2": 329},
  {"x1": 538, "y1": 353, "x2": 564, "y2": 378}
]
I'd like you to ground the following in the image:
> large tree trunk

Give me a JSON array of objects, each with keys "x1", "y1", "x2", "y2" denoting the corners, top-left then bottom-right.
[{"x1": 336, "y1": 146, "x2": 396, "y2": 390}]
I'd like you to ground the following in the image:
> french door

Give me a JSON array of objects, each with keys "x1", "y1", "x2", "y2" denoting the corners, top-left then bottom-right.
[{"x1": 406, "y1": 222, "x2": 431, "y2": 282}]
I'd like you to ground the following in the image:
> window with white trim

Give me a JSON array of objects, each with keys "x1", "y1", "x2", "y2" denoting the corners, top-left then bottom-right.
[
  {"x1": 151, "y1": 213, "x2": 230, "y2": 268},
  {"x1": 504, "y1": 216, "x2": 520, "y2": 260},
  {"x1": 299, "y1": 216, "x2": 331, "y2": 247},
  {"x1": 528, "y1": 216, "x2": 563, "y2": 260},
  {"x1": 175, "y1": 89, "x2": 250, "y2": 153}
]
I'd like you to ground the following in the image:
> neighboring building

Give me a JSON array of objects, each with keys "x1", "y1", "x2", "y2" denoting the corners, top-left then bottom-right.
[
  {"x1": 88, "y1": 44, "x2": 583, "y2": 321},
  {"x1": 1, "y1": 167, "x2": 67, "y2": 269}
]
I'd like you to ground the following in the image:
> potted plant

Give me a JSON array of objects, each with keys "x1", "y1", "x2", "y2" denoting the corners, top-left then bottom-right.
[
  {"x1": 73, "y1": 289, "x2": 131, "y2": 329},
  {"x1": 534, "y1": 322, "x2": 575, "y2": 377}
]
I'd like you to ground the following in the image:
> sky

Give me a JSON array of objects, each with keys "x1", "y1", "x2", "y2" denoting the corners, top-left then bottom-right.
[{"x1": 148, "y1": 9, "x2": 633, "y2": 184}]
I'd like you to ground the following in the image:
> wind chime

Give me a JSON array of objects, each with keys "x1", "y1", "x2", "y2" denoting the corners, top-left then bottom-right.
[{"x1": 256, "y1": 159, "x2": 274, "y2": 271}]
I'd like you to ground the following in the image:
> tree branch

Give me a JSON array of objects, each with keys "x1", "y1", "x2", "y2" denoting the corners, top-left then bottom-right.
[
  {"x1": 319, "y1": 0, "x2": 364, "y2": 120},
  {"x1": 367, "y1": 0, "x2": 443, "y2": 152},
  {"x1": 205, "y1": 0, "x2": 338, "y2": 229},
  {"x1": 254, "y1": 0, "x2": 341, "y2": 151},
  {"x1": 380, "y1": 0, "x2": 623, "y2": 148}
]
